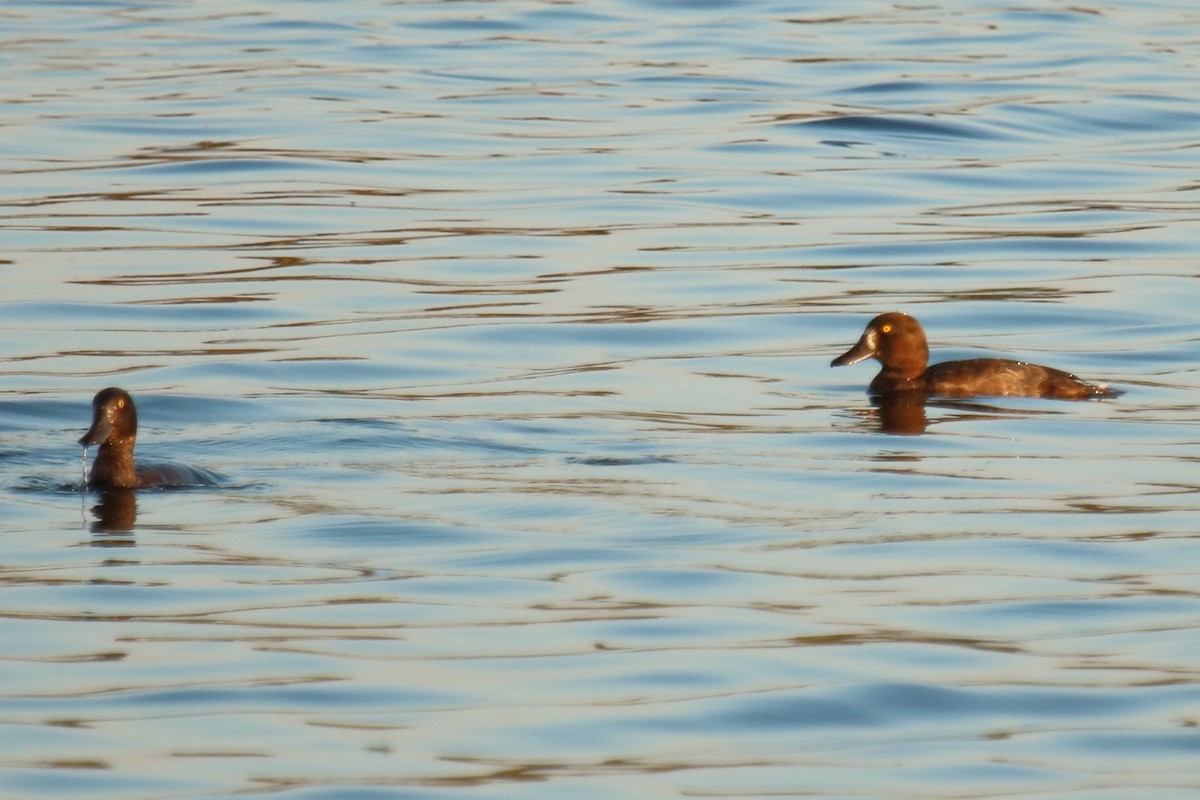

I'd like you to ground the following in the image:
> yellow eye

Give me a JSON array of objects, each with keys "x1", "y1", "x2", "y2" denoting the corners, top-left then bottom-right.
[
  {"x1": 880, "y1": 323, "x2": 893, "y2": 334},
  {"x1": 116, "y1": 398, "x2": 125, "y2": 409}
]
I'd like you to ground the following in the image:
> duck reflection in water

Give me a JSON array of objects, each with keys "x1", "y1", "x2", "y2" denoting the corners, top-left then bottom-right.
[
  {"x1": 832, "y1": 312, "x2": 1119, "y2": 434},
  {"x1": 87, "y1": 490, "x2": 138, "y2": 535},
  {"x1": 79, "y1": 388, "x2": 221, "y2": 530},
  {"x1": 869, "y1": 391, "x2": 931, "y2": 435}
]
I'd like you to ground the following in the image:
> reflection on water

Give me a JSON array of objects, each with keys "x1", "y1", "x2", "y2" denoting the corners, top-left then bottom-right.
[
  {"x1": 870, "y1": 392, "x2": 930, "y2": 435},
  {"x1": 3, "y1": 0, "x2": 1200, "y2": 798},
  {"x1": 86, "y1": 489, "x2": 138, "y2": 534},
  {"x1": 848, "y1": 393, "x2": 1119, "y2": 436}
]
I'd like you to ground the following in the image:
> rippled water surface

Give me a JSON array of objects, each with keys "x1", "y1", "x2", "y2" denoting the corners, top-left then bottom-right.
[{"x1": 3, "y1": 1, "x2": 1200, "y2": 797}]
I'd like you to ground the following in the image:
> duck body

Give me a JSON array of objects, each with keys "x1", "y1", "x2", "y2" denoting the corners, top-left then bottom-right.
[
  {"x1": 79, "y1": 387, "x2": 219, "y2": 490},
  {"x1": 832, "y1": 312, "x2": 1117, "y2": 400}
]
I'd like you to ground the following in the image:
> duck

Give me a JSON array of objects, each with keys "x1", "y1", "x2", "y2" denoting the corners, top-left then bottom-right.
[
  {"x1": 831, "y1": 312, "x2": 1117, "y2": 399},
  {"x1": 79, "y1": 387, "x2": 218, "y2": 490}
]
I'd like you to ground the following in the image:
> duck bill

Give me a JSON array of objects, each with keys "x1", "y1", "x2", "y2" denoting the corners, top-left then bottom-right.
[
  {"x1": 79, "y1": 415, "x2": 113, "y2": 447},
  {"x1": 831, "y1": 332, "x2": 877, "y2": 367}
]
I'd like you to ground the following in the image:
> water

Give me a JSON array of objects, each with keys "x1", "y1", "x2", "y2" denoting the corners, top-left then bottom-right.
[{"x1": 3, "y1": 1, "x2": 1199, "y2": 797}]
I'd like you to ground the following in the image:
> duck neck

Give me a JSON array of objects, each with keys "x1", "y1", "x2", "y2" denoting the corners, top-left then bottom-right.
[
  {"x1": 885, "y1": 342, "x2": 928, "y2": 381},
  {"x1": 89, "y1": 439, "x2": 139, "y2": 490},
  {"x1": 880, "y1": 360, "x2": 925, "y2": 383}
]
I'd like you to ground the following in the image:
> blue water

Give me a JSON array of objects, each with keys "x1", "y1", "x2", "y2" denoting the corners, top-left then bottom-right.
[{"x1": 3, "y1": 1, "x2": 1200, "y2": 798}]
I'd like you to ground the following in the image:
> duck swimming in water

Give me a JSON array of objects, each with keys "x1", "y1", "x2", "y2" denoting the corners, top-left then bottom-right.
[
  {"x1": 831, "y1": 312, "x2": 1117, "y2": 399},
  {"x1": 79, "y1": 387, "x2": 218, "y2": 490}
]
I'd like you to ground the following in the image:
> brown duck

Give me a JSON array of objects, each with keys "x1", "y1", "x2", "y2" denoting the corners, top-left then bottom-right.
[
  {"x1": 831, "y1": 312, "x2": 1117, "y2": 399},
  {"x1": 80, "y1": 387, "x2": 218, "y2": 490}
]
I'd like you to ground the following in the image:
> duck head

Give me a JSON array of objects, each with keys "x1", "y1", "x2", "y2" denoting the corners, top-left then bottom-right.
[
  {"x1": 80, "y1": 387, "x2": 138, "y2": 448},
  {"x1": 831, "y1": 312, "x2": 929, "y2": 380}
]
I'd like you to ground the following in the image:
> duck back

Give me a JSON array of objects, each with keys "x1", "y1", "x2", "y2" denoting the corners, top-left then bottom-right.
[{"x1": 923, "y1": 358, "x2": 1117, "y2": 399}]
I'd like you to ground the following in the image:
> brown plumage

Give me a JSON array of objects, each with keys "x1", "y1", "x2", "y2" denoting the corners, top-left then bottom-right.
[
  {"x1": 79, "y1": 387, "x2": 218, "y2": 490},
  {"x1": 831, "y1": 312, "x2": 1117, "y2": 399},
  {"x1": 80, "y1": 387, "x2": 140, "y2": 489}
]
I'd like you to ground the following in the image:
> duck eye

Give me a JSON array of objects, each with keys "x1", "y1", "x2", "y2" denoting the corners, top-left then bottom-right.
[
  {"x1": 880, "y1": 324, "x2": 893, "y2": 334},
  {"x1": 116, "y1": 398, "x2": 125, "y2": 409}
]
